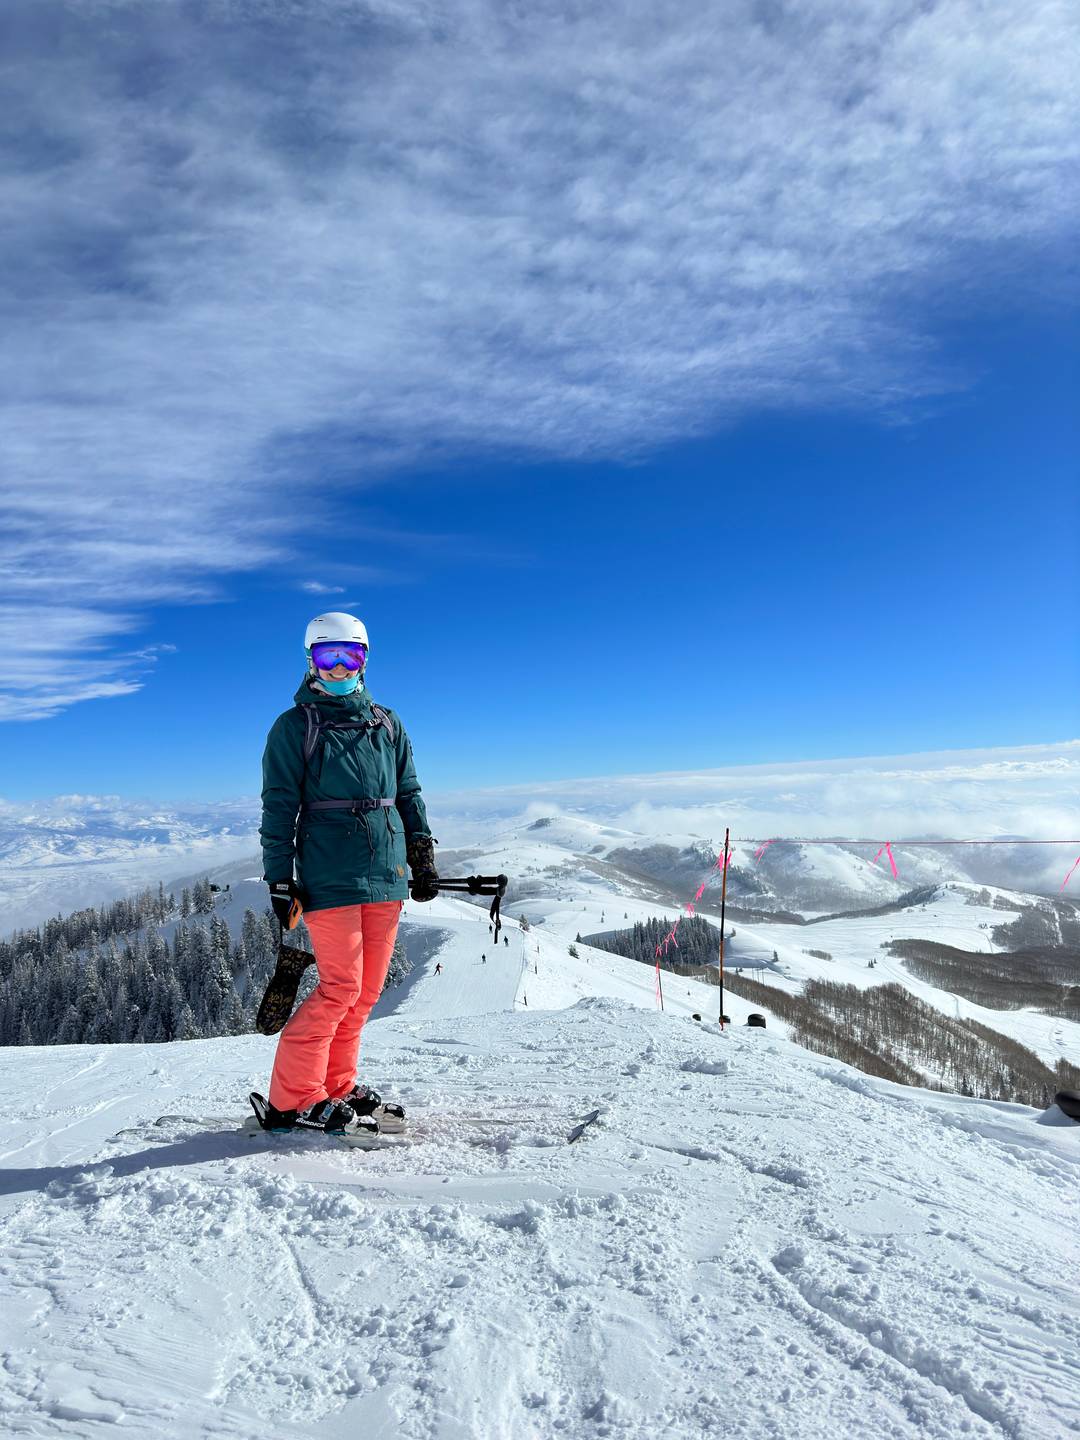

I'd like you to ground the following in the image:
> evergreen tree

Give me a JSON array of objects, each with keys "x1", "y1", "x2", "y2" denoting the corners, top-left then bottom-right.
[
  {"x1": 192, "y1": 879, "x2": 215, "y2": 915},
  {"x1": 57, "y1": 1004, "x2": 81, "y2": 1045},
  {"x1": 176, "y1": 1003, "x2": 199, "y2": 1041},
  {"x1": 384, "y1": 934, "x2": 412, "y2": 991}
]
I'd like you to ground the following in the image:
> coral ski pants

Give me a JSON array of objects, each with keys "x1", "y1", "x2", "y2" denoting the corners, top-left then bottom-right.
[{"x1": 268, "y1": 900, "x2": 402, "y2": 1113}]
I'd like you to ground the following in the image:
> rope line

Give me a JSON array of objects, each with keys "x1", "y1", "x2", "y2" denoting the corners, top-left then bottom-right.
[{"x1": 737, "y1": 838, "x2": 1080, "y2": 846}]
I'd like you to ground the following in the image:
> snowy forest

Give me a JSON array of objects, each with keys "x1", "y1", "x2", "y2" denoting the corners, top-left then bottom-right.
[
  {"x1": 583, "y1": 915, "x2": 724, "y2": 966},
  {"x1": 0, "y1": 880, "x2": 409, "y2": 1046}
]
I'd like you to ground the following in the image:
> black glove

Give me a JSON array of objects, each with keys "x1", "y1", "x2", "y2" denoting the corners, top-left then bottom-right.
[
  {"x1": 267, "y1": 879, "x2": 303, "y2": 929},
  {"x1": 406, "y1": 835, "x2": 439, "y2": 902}
]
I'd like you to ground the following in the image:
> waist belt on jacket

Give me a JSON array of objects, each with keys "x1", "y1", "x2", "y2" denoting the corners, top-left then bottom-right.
[{"x1": 300, "y1": 798, "x2": 396, "y2": 818}]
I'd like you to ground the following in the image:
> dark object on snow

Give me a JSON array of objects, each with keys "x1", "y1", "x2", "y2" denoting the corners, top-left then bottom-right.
[
  {"x1": 747, "y1": 1013, "x2": 767, "y2": 1028},
  {"x1": 692, "y1": 1012, "x2": 701, "y2": 1021},
  {"x1": 720, "y1": 1015, "x2": 731, "y2": 1026},
  {"x1": 1054, "y1": 1090, "x2": 1080, "y2": 1121},
  {"x1": 255, "y1": 937, "x2": 316, "y2": 1035},
  {"x1": 567, "y1": 1108, "x2": 601, "y2": 1143}
]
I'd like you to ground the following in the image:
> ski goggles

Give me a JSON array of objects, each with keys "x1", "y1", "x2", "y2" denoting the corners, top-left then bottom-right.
[{"x1": 309, "y1": 641, "x2": 367, "y2": 671}]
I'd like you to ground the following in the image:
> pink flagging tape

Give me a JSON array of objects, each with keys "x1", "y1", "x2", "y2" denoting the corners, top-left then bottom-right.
[
  {"x1": 685, "y1": 903, "x2": 696, "y2": 916},
  {"x1": 694, "y1": 883, "x2": 707, "y2": 901},
  {"x1": 736, "y1": 838, "x2": 1080, "y2": 848},
  {"x1": 871, "y1": 843, "x2": 899, "y2": 879},
  {"x1": 754, "y1": 839, "x2": 776, "y2": 861},
  {"x1": 1060, "y1": 855, "x2": 1080, "y2": 892}
]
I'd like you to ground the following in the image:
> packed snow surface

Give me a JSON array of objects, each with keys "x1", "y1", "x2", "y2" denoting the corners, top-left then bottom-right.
[{"x1": 1, "y1": 913, "x2": 1078, "y2": 1439}]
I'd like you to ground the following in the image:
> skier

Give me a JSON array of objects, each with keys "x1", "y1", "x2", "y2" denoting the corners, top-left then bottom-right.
[
  {"x1": 481, "y1": 954, "x2": 486, "y2": 964},
  {"x1": 435, "y1": 962, "x2": 443, "y2": 975},
  {"x1": 257, "y1": 613, "x2": 439, "y2": 1136}
]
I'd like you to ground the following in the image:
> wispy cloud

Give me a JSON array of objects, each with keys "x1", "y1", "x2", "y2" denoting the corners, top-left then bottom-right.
[
  {"x1": 0, "y1": 607, "x2": 181, "y2": 721},
  {"x1": 299, "y1": 581, "x2": 347, "y2": 595},
  {"x1": 3, "y1": 0, "x2": 1078, "y2": 716}
]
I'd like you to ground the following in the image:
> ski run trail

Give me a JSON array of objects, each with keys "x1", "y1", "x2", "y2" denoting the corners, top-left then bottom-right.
[{"x1": 1, "y1": 895, "x2": 1078, "y2": 1440}]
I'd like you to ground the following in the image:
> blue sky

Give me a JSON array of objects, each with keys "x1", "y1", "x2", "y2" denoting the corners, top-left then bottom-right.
[{"x1": 1, "y1": 1, "x2": 1078, "y2": 804}]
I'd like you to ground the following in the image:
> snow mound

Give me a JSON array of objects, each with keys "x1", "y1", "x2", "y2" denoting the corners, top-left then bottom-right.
[{"x1": 680, "y1": 1055, "x2": 733, "y2": 1075}]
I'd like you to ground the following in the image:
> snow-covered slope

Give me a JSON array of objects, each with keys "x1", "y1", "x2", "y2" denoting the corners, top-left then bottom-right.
[
  {"x1": 469, "y1": 854, "x2": 1080, "y2": 1072},
  {"x1": 730, "y1": 883, "x2": 1079, "y2": 1070},
  {"x1": 2, "y1": 911, "x2": 1078, "y2": 1439},
  {"x1": 70, "y1": 824, "x2": 1080, "y2": 1073}
]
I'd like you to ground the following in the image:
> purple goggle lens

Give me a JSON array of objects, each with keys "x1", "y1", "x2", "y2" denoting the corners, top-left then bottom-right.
[{"x1": 310, "y1": 641, "x2": 367, "y2": 671}]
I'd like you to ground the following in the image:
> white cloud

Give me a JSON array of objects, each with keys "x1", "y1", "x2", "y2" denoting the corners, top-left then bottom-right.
[
  {"x1": 299, "y1": 582, "x2": 347, "y2": 595},
  {"x1": 430, "y1": 739, "x2": 1080, "y2": 890},
  {"x1": 3, "y1": 740, "x2": 1078, "y2": 898},
  {"x1": 2, "y1": 0, "x2": 1078, "y2": 716}
]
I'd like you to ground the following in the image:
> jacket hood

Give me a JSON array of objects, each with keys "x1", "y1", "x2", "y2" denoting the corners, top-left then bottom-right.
[{"x1": 292, "y1": 675, "x2": 373, "y2": 712}]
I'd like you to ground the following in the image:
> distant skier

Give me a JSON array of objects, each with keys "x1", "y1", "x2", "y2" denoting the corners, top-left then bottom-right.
[
  {"x1": 256, "y1": 612, "x2": 439, "y2": 1137},
  {"x1": 503, "y1": 936, "x2": 509, "y2": 946},
  {"x1": 481, "y1": 953, "x2": 486, "y2": 964},
  {"x1": 435, "y1": 962, "x2": 443, "y2": 975}
]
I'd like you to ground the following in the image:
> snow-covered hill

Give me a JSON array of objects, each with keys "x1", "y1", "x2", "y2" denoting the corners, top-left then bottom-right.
[
  {"x1": 43, "y1": 810, "x2": 1079, "y2": 1076},
  {"x1": 422, "y1": 821, "x2": 1080, "y2": 1072},
  {"x1": 1, "y1": 912, "x2": 1077, "y2": 1439},
  {"x1": 6, "y1": 758, "x2": 1080, "y2": 936}
]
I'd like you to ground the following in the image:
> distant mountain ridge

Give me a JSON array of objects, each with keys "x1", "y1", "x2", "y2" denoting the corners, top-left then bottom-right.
[
  {"x1": 0, "y1": 796, "x2": 260, "y2": 935},
  {"x1": 4, "y1": 793, "x2": 1078, "y2": 938}
]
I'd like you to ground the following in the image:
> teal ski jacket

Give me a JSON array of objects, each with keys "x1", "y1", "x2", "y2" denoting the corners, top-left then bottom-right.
[{"x1": 259, "y1": 677, "x2": 433, "y2": 912}]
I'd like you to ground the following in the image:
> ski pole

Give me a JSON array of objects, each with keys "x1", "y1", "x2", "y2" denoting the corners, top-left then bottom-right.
[
  {"x1": 718, "y1": 827, "x2": 729, "y2": 1028},
  {"x1": 412, "y1": 874, "x2": 509, "y2": 941}
]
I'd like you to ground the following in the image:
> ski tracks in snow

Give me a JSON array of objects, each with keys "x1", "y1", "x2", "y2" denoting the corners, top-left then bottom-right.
[{"x1": 1, "y1": 1001, "x2": 1078, "y2": 1438}]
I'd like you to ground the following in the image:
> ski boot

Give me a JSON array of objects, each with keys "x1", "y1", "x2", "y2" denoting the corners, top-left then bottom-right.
[{"x1": 339, "y1": 1084, "x2": 406, "y2": 1134}]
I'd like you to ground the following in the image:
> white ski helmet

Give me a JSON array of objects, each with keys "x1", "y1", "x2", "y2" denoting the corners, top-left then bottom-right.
[{"x1": 304, "y1": 612, "x2": 369, "y2": 651}]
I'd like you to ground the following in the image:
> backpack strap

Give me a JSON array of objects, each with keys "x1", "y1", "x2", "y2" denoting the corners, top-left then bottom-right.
[
  {"x1": 301, "y1": 704, "x2": 320, "y2": 765},
  {"x1": 369, "y1": 704, "x2": 395, "y2": 742},
  {"x1": 299, "y1": 702, "x2": 394, "y2": 765}
]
